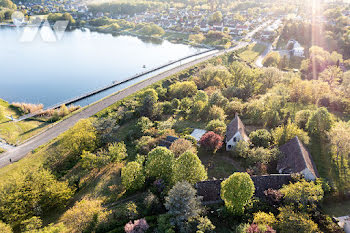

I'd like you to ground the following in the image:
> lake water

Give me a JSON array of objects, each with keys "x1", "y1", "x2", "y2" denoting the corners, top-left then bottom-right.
[{"x1": 0, "y1": 27, "x2": 206, "y2": 107}]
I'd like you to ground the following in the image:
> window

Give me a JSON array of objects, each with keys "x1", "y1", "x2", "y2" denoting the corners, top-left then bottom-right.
[
  {"x1": 233, "y1": 137, "x2": 237, "y2": 142},
  {"x1": 228, "y1": 145, "x2": 232, "y2": 149}
]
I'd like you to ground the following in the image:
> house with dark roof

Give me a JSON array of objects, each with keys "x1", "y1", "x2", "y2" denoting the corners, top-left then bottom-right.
[
  {"x1": 195, "y1": 174, "x2": 292, "y2": 205},
  {"x1": 225, "y1": 114, "x2": 249, "y2": 151},
  {"x1": 277, "y1": 136, "x2": 319, "y2": 181}
]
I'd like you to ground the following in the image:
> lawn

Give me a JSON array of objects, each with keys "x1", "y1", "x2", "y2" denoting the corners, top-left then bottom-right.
[
  {"x1": 0, "y1": 99, "x2": 51, "y2": 145},
  {"x1": 238, "y1": 42, "x2": 267, "y2": 63},
  {"x1": 198, "y1": 149, "x2": 244, "y2": 179},
  {"x1": 322, "y1": 199, "x2": 350, "y2": 217}
]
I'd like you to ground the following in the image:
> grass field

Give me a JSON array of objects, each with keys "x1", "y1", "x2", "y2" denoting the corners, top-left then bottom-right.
[
  {"x1": 322, "y1": 199, "x2": 350, "y2": 217},
  {"x1": 0, "y1": 99, "x2": 50, "y2": 145},
  {"x1": 238, "y1": 42, "x2": 267, "y2": 63}
]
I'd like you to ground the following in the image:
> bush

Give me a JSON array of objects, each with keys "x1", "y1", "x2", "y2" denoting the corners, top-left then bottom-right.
[
  {"x1": 135, "y1": 136, "x2": 158, "y2": 154},
  {"x1": 145, "y1": 147, "x2": 175, "y2": 183},
  {"x1": 206, "y1": 119, "x2": 226, "y2": 136},
  {"x1": 275, "y1": 206, "x2": 319, "y2": 233},
  {"x1": 107, "y1": 142, "x2": 127, "y2": 162},
  {"x1": 81, "y1": 151, "x2": 110, "y2": 170},
  {"x1": 0, "y1": 221, "x2": 12, "y2": 233},
  {"x1": 169, "y1": 138, "x2": 197, "y2": 157},
  {"x1": 11, "y1": 102, "x2": 43, "y2": 114},
  {"x1": 173, "y1": 151, "x2": 207, "y2": 185},
  {"x1": 21, "y1": 216, "x2": 42, "y2": 232},
  {"x1": 60, "y1": 199, "x2": 108, "y2": 233},
  {"x1": 124, "y1": 218, "x2": 149, "y2": 233},
  {"x1": 220, "y1": 172, "x2": 255, "y2": 215},
  {"x1": 225, "y1": 99, "x2": 245, "y2": 118},
  {"x1": 207, "y1": 105, "x2": 226, "y2": 121},
  {"x1": 253, "y1": 212, "x2": 276, "y2": 226},
  {"x1": 249, "y1": 129, "x2": 273, "y2": 148},
  {"x1": 122, "y1": 162, "x2": 145, "y2": 192},
  {"x1": 280, "y1": 180, "x2": 324, "y2": 209},
  {"x1": 199, "y1": 131, "x2": 223, "y2": 153}
]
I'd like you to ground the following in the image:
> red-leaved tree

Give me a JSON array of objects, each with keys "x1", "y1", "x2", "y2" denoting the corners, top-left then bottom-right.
[{"x1": 199, "y1": 131, "x2": 223, "y2": 153}]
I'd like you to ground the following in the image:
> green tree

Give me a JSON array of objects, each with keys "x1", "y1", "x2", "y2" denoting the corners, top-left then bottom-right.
[
  {"x1": 194, "y1": 90, "x2": 209, "y2": 103},
  {"x1": 139, "y1": 89, "x2": 159, "y2": 119},
  {"x1": 145, "y1": 147, "x2": 175, "y2": 183},
  {"x1": 165, "y1": 182, "x2": 203, "y2": 232},
  {"x1": 328, "y1": 121, "x2": 350, "y2": 197},
  {"x1": 295, "y1": 110, "x2": 312, "y2": 130},
  {"x1": 249, "y1": 129, "x2": 273, "y2": 148},
  {"x1": 122, "y1": 162, "x2": 145, "y2": 192},
  {"x1": 206, "y1": 119, "x2": 226, "y2": 136},
  {"x1": 173, "y1": 151, "x2": 207, "y2": 185},
  {"x1": 221, "y1": 172, "x2": 255, "y2": 215},
  {"x1": 319, "y1": 65, "x2": 342, "y2": 88},
  {"x1": 169, "y1": 81, "x2": 198, "y2": 99},
  {"x1": 207, "y1": 105, "x2": 226, "y2": 121},
  {"x1": 276, "y1": 206, "x2": 319, "y2": 233},
  {"x1": 61, "y1": 119, "x2": 97, "y2": 157},
  {"x1": 280, "y1": 180, "x2": 324, "y2": 208},
  {"x1": 107, "y1": 141, "x2": 127, "y2": 162},
  {"x1": 0, "y1": 168, "x2": 73, "y2": 228},
  {"x1": 306, "y1": 107, "x2": 333, "y2": 138},
  {"x1": 262, "y1": 52, "x2": 281, "y2": 68},
  {"x1": 272, "y1": 121, "x2": 310, "y2": 146},
  {"x1": 60, "y1": 199, "x2": 108, "y2": 233},
  {"x1": 80, "y1": 151, "x2": 109, "y2": 170}
]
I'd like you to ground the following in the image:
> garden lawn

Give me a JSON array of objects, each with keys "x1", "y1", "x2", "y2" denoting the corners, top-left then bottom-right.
[
  {"x1": 198, "y1": 149, "x2": 243, "y2": 179},
  {"x1": 238, "y1": 42, "x2": 267, "y2": 63}
]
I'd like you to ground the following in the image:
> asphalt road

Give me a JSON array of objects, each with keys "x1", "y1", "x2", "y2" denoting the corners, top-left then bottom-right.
[{"x1": 0, "y1": 22, "x2": 268, "y2": 168}]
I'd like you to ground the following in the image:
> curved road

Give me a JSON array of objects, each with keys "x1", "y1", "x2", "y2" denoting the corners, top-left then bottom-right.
[{"x1": 0, "y1": 22, "x2": 267, "y2": 168}]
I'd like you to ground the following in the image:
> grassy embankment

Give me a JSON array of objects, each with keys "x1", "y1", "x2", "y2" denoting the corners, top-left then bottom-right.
[
  {"x1": 0, "y1": 99, "x2": 50, "y2": 145},
  {"x1": 237, "y1": 42, "x2": 267, "y2": 63}
]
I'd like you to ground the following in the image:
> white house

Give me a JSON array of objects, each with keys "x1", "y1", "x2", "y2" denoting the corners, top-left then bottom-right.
[
  {"x1": 277, "y1": 136, "x2": 319, "y2": 181},
  {"x1": 287, "y1": 39, "x2": 305, "y2": 57},
  {"x1": 225, "y1": 114, "x2": 249, "y2": 151},
  {"x1": 337, "y1": 216, "x2": 350, "y2": 233}
]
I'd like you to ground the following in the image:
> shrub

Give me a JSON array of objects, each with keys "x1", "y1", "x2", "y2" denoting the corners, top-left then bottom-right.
[
  {"x1": 122, "y1": 162, "x2": 145, "y2": 192},
  {"x1": 275, "y1": 206, "x2": 319, "y2": 233},
  {"x1": 124, "y1": 218, "x2": 149, "y2": 233},
  {"x1": 225, "y1": 99, "x2": 245, "y2": 118},
  {"x1": 253, "y1": 212, "x2": 276, "y2": 226},
  {"x1": 21, "y1": 216, "x2": 42, "y2": 232},
  {"x1": 136, "y1": 117, "x2": 154, "y2": 134},
  {"x1": 280, "y1": 180, "x2": 324, "y2": 208},
  {"x1": 199, "y1": 131, "x2": 223, "y2": 153},
  {"x1": 145, "y1": 147, "x2": 175, "y2": 183},
  {"x1": 209, "y1": 91, "x2": 229, "y2": 108},
  {"x1": 80, "y1": 151, "x2": 109, "y2": 170},
  {"x1": 194, "y1": 90, "x2": 209, "y2": 103},
  {"x1": 11, "y1": 102, "x2": 43, "y2": 114},
  {"x1": 169, "y1": 81, "x2": 198, "y2": 98},
  {"x1": 207, "y1": 105, "x2": 226, "y2": 121},
  {"x1": 0, "y1": 221, "x2": 12, "y2": 233},
  {"x1": 249, "y1": 129, "x2": 273, "y2": 148},
  {"x1": 220, "y1": 172, "x2": 255, "y2": 215},
  {"x1": 165, "y1": 182, "x2": 203, "y2": 231},
  {"x1": 206, "y1": 119, "x2": 226, "y2": 136},
  {"x1": 169, "y1": 138, "x2": 197, "y2": 157},
  {"x1": 107, "y1": 142, "x2": 127, "y2": 162},
  {"x1": 173, "y1": 151, "x2": 207, "y2": 185},
  {"x1": 60, "y1": 199, "x2": 108, "y2": 233}
]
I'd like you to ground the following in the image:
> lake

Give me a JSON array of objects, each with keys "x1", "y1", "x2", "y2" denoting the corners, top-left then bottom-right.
[{"x1": 0, "y1": 27, "x2": 207, "y2": 107}]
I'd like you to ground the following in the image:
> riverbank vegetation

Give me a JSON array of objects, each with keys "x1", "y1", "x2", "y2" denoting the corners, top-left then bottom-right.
[{"x1": 0, "y1": 46, "x2": 349, "y2": 232}]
